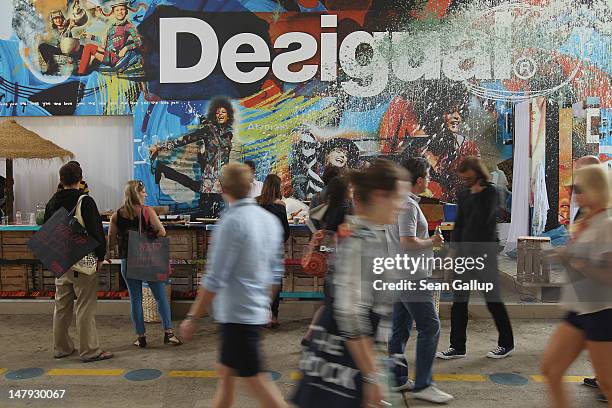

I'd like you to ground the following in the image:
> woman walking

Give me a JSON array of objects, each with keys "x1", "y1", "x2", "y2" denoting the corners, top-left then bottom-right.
[
  {"x1": 293, "y1": 160, "x2": 408, "y2": 408},
  {"x1": 541, "y1": 164, "x2": 612, "y2": 408},
  {"x1": 107, "y1": 180, "x2": 182, "y2": 347},
  {"x1": 256, "y1": 174, "x2": 290, "y2": 328}
]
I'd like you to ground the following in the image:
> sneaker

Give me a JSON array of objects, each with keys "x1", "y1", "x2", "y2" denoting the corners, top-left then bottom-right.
[
  {"x1": 411, "y1": 386, "x2": 454, "y2": 404},
  {"x1": 597, "y1": 393, "x2": 608, "y2": 403},
  {"x1": 391, "y1": 379, "x2": 415, "y2": 392},
  {"x1": 486, "y1": 346, "x2": 514, "y2": 359},
  {"x1": 584, "y1": 377, "x2": 599, "y2": 388},
  {"x1": 436, "y1": 347, "x2": 466, "y2": 360}
]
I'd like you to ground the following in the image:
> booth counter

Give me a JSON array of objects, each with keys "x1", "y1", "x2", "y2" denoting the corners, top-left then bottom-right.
[{"x1": 0, "y1": 223, "x2": 314, "y2": 300}]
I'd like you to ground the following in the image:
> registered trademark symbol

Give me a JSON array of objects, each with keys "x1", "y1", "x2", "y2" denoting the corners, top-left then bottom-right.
[{"x1": 513, "y1": 57, "x2": 538, "y2": 80}]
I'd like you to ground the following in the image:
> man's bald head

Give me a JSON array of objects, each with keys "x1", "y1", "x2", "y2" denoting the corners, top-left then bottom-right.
[{"x1": 575, "y1": 155, "x2": 600, "y2": 170}]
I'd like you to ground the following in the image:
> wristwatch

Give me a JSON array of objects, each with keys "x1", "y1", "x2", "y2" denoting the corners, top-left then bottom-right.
[{"x1": 184, "y1": 313, "x2": 197, "y2": 321}]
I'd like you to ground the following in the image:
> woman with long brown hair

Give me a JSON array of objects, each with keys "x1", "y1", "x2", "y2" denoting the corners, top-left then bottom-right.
[
  {"x1": 437, "y1": 156, "x2": 515, "y2": 360},
  {"x1": 256, "y1": 174, "x2": 290, "y2": 327},
  {"x1": 107, "y1": 180, "x2": 182, "y2": 348}
]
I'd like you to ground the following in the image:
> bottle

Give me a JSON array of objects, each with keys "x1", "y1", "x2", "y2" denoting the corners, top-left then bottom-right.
[
  {"x1": 15, "y1": 211, "x2": 22, "y2": 225},
  {"x1": 433, "y1": 225, "x2": 443, "y2": 250},
  {"x1": 35, "y1": 203, "x2": 46, "y2": 225}
]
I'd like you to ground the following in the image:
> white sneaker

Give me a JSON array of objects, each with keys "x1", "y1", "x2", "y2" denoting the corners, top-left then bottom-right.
[
  {"x1": 391, "y1": 379, "x2": 415, "y2": 392},
  {"x1": 412, "y1": 386, "x2": 455, "y2": 404}
]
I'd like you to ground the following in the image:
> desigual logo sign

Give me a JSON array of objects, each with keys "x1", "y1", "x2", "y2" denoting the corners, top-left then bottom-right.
[
  {"x1": 463, "y1": 3, "x2": 584, "y2": 102},
  {"x1": 159, "y1": 3, "x2": 584, "y2": 100}
]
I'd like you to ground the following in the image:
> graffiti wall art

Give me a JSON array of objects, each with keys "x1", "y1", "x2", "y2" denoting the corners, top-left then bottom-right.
[{"x1": 2, "y1": 0, "x2": 611, "y2": 215}]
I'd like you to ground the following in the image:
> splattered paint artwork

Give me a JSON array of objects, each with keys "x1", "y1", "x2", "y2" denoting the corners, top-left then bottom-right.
[{"x1": 2, "y1": 0, "x2": 610, "y2": 213}]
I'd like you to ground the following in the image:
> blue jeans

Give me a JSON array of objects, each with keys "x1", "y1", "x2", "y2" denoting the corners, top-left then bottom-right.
[
  {"x1": 120, "y1": 260, "x2": 172, "y2": 335},
  {"x1": 388, "y1": 291, "x2": 440, "y2": 390}
]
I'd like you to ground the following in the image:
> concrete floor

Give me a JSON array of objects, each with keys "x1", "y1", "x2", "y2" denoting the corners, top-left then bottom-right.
[{"x1": 0, "y1": 315, "x2": 604, "y2": 408}]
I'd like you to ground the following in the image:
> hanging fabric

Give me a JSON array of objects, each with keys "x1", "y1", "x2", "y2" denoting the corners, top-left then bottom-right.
[{"x1": 502, "y1": 101, "x2": 530, "y2": 255}]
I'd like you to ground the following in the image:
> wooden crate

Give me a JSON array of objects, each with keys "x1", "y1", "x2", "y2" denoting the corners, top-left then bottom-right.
[
  {"x1": 35, "y1": 268, "x2": 57, "y2": 292},
  {"x1": 167, "y1": 230, "x2": 198, "y2": 260},
  {"x1": 196, "y1": 230, "x2": 206, "y2": 258},
  {"x1": 1, "y1": 231, "x2": 35, "y2": 260},
  {"x1": 284, "y1": 239, "x2": 292, "y2": 258},
  {"x1": 0, "y1": 265, "x2": 29, "y2": 291},
  {"x1": 170, "y1": 264, "x2": 202, "y2": 294},
  {"x1": 291, "y1": 234, "x2": 310, "y2": 260},
  {"x1": 292, "y1": 274, "x2": 325, "y2": 293},
  {"x1": 33, "y1": 264, "x2": 123, "y2": 292},
  {"x1": 517, "y1": 236, "x2": 551, "y2": 283},
  {"x1": 284, "y1": 263, "x2": 324, "y2": 293},
  {"x1": 97, "y1": 263, "x2": 122, "y2": 291}
]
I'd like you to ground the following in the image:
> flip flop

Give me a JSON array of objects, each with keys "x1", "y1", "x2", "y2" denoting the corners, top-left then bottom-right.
[
  {"x1": 82, "y1": 351, "x2": 114, "y2": 363},
  {"x1": 54, "y1": 349, "x2": 76, "y2": 359}
]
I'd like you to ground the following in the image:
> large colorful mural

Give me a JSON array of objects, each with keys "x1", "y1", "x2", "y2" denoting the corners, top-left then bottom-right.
[{"x1": 2, "y1": 0, "x2": 611, "y2": 217}]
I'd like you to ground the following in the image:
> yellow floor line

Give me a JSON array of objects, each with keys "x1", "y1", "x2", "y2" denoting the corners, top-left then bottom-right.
[
  {"x1": 433, "y1": 374, "x2": 487, "y2": 382},
  {"x1": 168, "y1": 370, "x2": 218, "y2": 378},
  {"x1": 0, "y1": 368, "x2": 6, "y2": 376},
  {"x1": 47, "y1": 369, "x2": 125, "y2": 376},
  {"x1": 531, "y1": 375, "x2": 585, "y2": 383},
  {"x1": 290, "y1": 371, "x2": 303, "y2": 381}
]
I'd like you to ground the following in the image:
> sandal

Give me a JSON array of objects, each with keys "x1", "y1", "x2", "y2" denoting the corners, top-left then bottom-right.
[
  {"x1": 164, "y1": 332, "x2": 183, "y2": 346},
  {"x1": 82, "y1": 351, "x2": 113, "y2": 363},
  {"x1": 133, "y1": 336, "x2": 147, "y2": 348}
]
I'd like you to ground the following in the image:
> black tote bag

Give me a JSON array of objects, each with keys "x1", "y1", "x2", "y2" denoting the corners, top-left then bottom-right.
[
  {"x1": 126, "y1": 209, "x2": 170, "y2": 282},
  {"x1": 28, "y1": 207, "x2": 99, "y2": 278}
]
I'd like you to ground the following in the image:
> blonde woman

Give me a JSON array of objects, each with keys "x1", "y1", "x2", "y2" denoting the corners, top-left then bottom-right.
[
  {"x1": 541, "y1": 165, "x2": 612, "y2": 408},
  {"x1": 107, "y1": 180, "x2": 182, "y2": 347}
]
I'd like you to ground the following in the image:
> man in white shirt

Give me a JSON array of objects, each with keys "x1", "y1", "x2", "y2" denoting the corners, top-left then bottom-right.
[{"x1": 245, "y1": 160, "x2": 263, "y2": 198}]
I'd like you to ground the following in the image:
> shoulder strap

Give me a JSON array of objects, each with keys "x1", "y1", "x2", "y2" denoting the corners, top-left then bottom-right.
[
  {"x1": 143, "y1": 206, "x2": 150, "y2": 225},
  {"x1": 74, "y1": 195, "x2": 88, "y2": 227}
]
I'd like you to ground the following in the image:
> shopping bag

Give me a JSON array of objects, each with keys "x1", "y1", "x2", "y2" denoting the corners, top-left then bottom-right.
[
  {"x1": 28, "y1": 207, "x2": 99, "y2": 278},
  {"x1": 126, "y1": 208, "x2": 170, "y2": 282},
  {"x1": 71, "y1": 195, "x2": 98, "y2": 275}
]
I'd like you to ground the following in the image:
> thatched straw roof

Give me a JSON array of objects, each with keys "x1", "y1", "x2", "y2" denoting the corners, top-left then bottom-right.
[{"x1": 0, "y1": 119, "x2": 74, "y2": 160}]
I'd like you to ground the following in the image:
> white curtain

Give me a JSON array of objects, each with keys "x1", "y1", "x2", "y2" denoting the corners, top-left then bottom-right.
[
  {"x1": 1, "y1": 116, "x2": 133, "y2": 215},
  {"x1": 502, "y1": 101, "x2": 531, "y2": 254}
]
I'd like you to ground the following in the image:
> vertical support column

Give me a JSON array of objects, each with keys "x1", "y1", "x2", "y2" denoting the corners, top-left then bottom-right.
[
  {"x1": 5, "y1": 159, "x2": 14, "y2": 222},
  {"x1": 558, "y1": 108, "x2": 573, "y2": 225}
]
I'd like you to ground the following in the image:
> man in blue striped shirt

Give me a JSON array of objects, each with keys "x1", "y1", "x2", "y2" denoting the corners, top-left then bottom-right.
[{"x1": 180, "y1": 163, "x2": 288, "y2": 408}]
